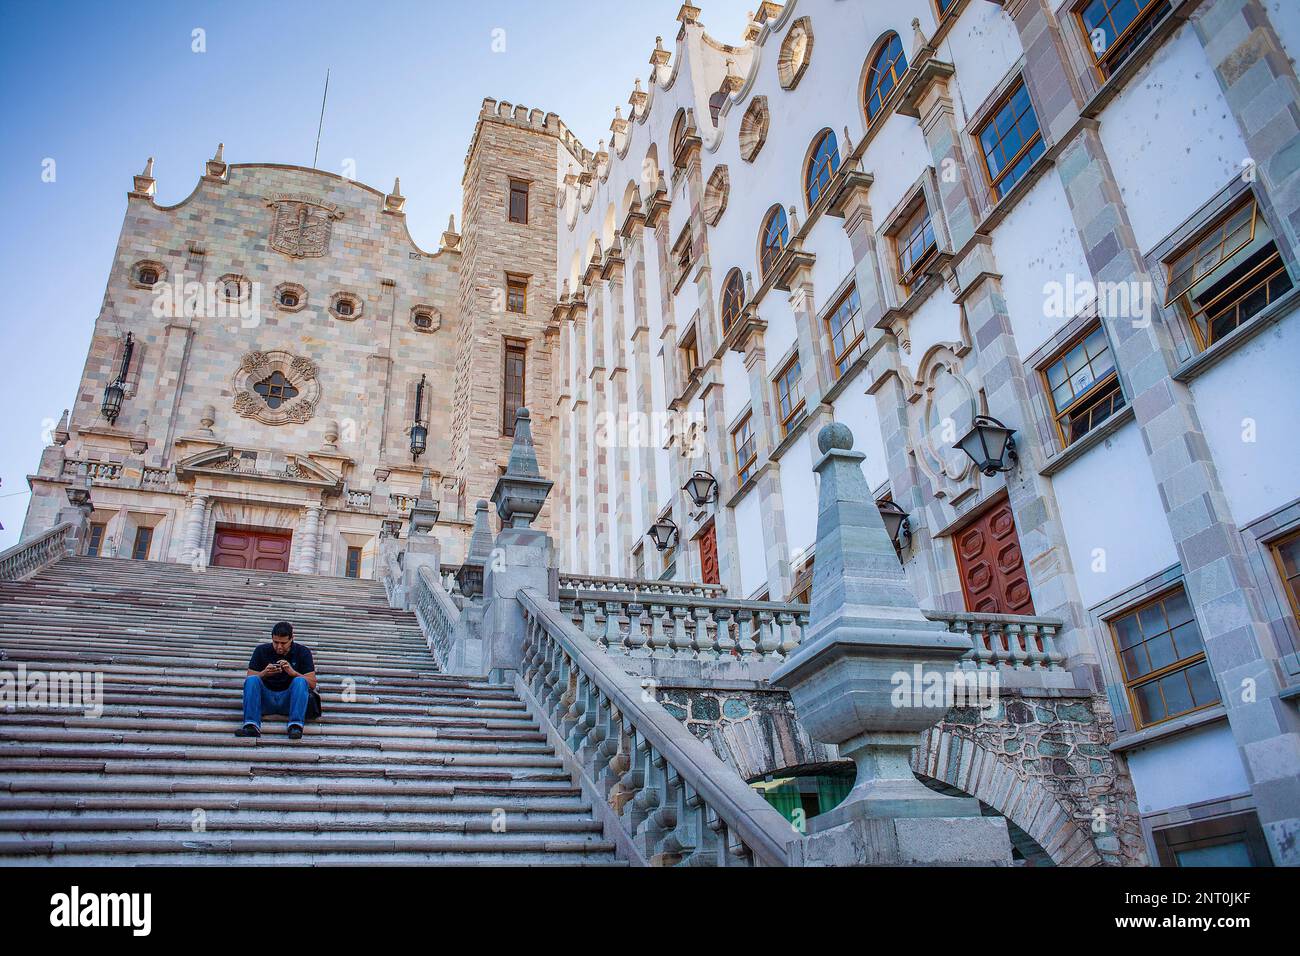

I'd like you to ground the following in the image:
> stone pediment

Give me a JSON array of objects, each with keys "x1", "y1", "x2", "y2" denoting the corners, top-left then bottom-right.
[{"x1": 176, "y1": 446, "x2": 342, "y2": 494}]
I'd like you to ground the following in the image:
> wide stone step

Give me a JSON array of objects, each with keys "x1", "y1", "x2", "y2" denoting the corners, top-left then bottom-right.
[
  {"x1": 0, "y1": 815, "x2": 605, "y2": 835},
  {"x1": 0, "y1": 761, "x2": 573, "y2": 788},
  {"x1": 0, "y1": 726, "x2": 554, "y2": 755},
  {"x1": 2, "y1": 776, "x2": 583, "y2": 799},
  {"x1": 0, "y1": 793, "x2": 595, "y2": 816},
  {"x1": 0, "y1": 834, "x2": 620, "y2": 862}
]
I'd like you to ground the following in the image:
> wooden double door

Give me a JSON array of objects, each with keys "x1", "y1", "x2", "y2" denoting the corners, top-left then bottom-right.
[
  {"x1": 210, "y1": 525, "x2": 292, "y2": 572},
  {"x1": 953, "y1": 498, "x2": 1035, "y2": 616}
]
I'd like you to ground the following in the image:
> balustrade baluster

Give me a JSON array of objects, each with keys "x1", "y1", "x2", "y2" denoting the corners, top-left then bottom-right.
[
  {"x1": 777, "y1": 611, "x2": 798, "y2": 659},
  {"x1": 626, "y1": 602, "x2": 649, "y2": 657},
  {"x1": 692, "y1": 606, "x2": 715, "y2": 660},
  {"x1": 713, "y1": 608, "x2": 736, "y2": 658},
  {"x1": 756, "y1": 609, "x2": 778, "y2": 661},
  {"x1": 648, "y1": 604, "x2": 671, "y2": 659},
  {"x1": 735, "y1": 609, "x2": 756, "y2": 660},
  {"x1": 1006, "y1": 622, "x2": 1028, "y2": 669},
  {"x1": 602, "y1": 601, "x2": 625, "y2": 654},
  {"x1": 670, "y1": 606, "x2": 693, "y2": 659}
]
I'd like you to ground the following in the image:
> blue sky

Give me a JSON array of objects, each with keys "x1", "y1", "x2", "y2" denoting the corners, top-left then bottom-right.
[{"x1": 0, "y1": 0, "x2": 757, "y2": 546}]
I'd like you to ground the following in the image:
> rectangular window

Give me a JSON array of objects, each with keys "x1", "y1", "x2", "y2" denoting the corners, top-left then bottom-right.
[
  {"x1": 131, "y1": 526, "x2": 152, "y2": 561},
  {"x1": 508, "y1": 179, "x2": 529, "y2": 224},
  {"x1": 502, "y1": 340, "x2": 527, "y2": 436},
  {"x1": 1109, "y1": 588, "x2": 1220, "y2": 729},
  {"x1": 506, "y1": 274, "x2": 528, "y2": 314},
  {"x1": 1075, "y1": 0, "x2": 1171, "y2": 79},
  {"x1": 1152, "y1": 811, "x2": 1272, "y2": 867},
  {"x1": 86, "y1": 523, "x2": 106, "y2": 557},
  {"x1": 680, "y1": 326, "x2": 700, "y2": 380},
  {"x1": 1273, "y1": 530, "x2": 1300, "y2": 628},
  {"x1": 1040, "y1": 323, "x2": 1126, "y2": 447},
  {"x1": 732, "y1": 414, "x2": 757, "y2": 487},
  {"x1": 1164, "y1": 196, "x2": 1293, "y2": 351},
  {"x1": 976, "y1": 80, "x2": 1045, "y2": 200},
  {"x1": 774, "y1": 354, "x2": 804, "y2": 436},
  {"x1": 345, "y1": 546, "x2": 363, "y2": 579},
  {"x1": 632, "y1": 544, "x2": 646, "y2": 581},
  {"x1": 895, "y1": 201, "x2": 938, "y2": 294},
  {"x1": 825, "y1": 285, "x2": 864, "y2": 378}
]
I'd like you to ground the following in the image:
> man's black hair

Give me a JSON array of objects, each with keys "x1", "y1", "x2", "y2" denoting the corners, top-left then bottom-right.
[{"x1": 272, "y1": 621, "x2": 293, "y2": 638}]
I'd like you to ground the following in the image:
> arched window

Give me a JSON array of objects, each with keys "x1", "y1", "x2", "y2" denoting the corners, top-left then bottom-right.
[
  {"x1": 720, "y1": 268, "x2": 745, "y2": 333},
  {"x1": 709, "y1": 88, "x2": 728, "y2": 124},
  {"x1": 864, "y1": 32, "x2": 907, "y2": 123},
  {"x1": 671, "y1": 109, "x2": 688, "y2": 156},
  {"x1": 805, "y1": 130, "x2": 840, "y2": 207},
  {"x1": 760, "y1": 205, "x2": 789, "y2": 277}
]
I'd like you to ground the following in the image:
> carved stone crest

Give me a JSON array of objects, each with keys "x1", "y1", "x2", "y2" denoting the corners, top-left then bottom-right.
[
  {"x1": 266, "y1": 194, "x2": 341, "y2": 258},
  {"x1": 231, "y1": 349, "x2": 322, "y2": 426}
]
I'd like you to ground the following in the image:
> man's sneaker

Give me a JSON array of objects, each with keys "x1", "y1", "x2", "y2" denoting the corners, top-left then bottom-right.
[
  {"x1": 287, "y1": 726, "x2": 303, "y2": 740},
  {"x1": 235, "y1": 724, "x2": 261, "y2": 738}
]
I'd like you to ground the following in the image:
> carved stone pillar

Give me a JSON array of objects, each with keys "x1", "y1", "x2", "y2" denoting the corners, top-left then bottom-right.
[
  {"x1": 181, "y1": 493, "x2": 209, "y2": 567},
  {"x1": 293, "y1": 504, "x2": 322, "y2": 576}
]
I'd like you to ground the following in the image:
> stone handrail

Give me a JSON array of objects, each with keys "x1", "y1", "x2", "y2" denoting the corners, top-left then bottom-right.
[
  {"x1": 0, "y1": 523, "x2": 75, "y2": 582},
  {"x1": 557, "y1": 587, "x2": 1064, "y2": 672},
  {"x1": 410, "y1": 566, "x2": 466, "y2": 671},
  {"x1": 925, "y1": 610, "x2": 1066, "y2": 671},
  {"x1": 558, "y1": 590, "x2": 808, "y2": 663},
  {"x1": 557, "y1": 572, "x2": 726, "y2": 598},
  {"x1": 517, "y1": 587, "x2": 796, "y2": 866}
]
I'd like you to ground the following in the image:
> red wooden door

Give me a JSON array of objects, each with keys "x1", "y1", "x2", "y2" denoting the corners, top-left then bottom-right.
[
  {"x1": 698, "y1": 523, "x2": 720, "y2": 586},
  {"x1": 210, "y1": 526, "x2": 292, "y2": 572},
  {"x1": 954, "y1": 500, "x2": 1035, "y2": 615}
]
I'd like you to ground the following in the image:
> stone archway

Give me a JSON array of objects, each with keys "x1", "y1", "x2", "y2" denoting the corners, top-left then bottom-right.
[{"x1": 912, "y1": 725, "x2": 1104, "y2": 866}]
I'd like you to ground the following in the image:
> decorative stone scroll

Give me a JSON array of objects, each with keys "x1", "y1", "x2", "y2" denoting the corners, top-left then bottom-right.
[
  {"x1": 231, "y1": 349, "x2": 321, "y2": 426},
  {"x1": 266, "y1": 194, "x2": 342, "y2": 258}
]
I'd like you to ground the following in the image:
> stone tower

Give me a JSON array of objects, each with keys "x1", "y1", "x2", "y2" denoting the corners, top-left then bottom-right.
[{"x1": 452, "y1": 99, "x2": 587, "y2": 528}]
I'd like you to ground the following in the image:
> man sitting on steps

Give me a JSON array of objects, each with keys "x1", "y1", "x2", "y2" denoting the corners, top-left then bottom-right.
[{"x1": 237, "y1": 621, "x2": 316, "y2": 740}]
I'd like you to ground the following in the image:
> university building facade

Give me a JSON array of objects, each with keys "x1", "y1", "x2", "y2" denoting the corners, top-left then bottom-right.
[{"x1": 20, "y1": 0, "x2": 1300, "y2": 864}]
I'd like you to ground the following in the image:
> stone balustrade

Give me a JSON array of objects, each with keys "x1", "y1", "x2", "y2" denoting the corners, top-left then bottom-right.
[
  {"x1": 389, "y1": 494, "x2": 415, "y2": 514},
  {"x1": 0, "y1": 523, "x2": 75, "y2": 582},
  {"x1": 557, "y1": 572, "x2": 726, "y2": 598},
  {"x1": 516, "y1": 587, "x2": 796, "y2": 867},
  {"x1": 558, "y1": 590, "x2": 808, "y2": 663},
  {"x1": 926, "y1": 610, "x2": 1067, "y2": 673},
  {"x1": 60, "y1": 460, "x2": 123, "y2": 483},
  {"x1": 141, "y1": 467, "x2": 173, "y2": 488},
  {"x1": 410, "y1": 566, "x2": 466, "y2": 672},
  {"x1": 344, "y1": 489, "x2": 372, "y2": 511},
  {"x1": 555, "y1": 587, "x2": 1066, "y2": 677}
]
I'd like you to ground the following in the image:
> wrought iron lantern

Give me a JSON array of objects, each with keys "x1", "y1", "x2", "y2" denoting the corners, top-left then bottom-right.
[
  {"x1": 410, "y1": 374, "x2": 428, "y2": 460},
  {"x1": 682, "y1": 470, "x2": 719, "y2": 508},
  {"x1": 955, "y1": 415, "x2": 1018, "y2": 477},
  {"x1": 646, "y1": 517, "x2": 679, "y2": 552},
  {"x1": 876, "y1": 498, "x2": 911, "y2": 549},
  {"x1": 101, "y1": 332, "x2": 134, "y2": 425}
]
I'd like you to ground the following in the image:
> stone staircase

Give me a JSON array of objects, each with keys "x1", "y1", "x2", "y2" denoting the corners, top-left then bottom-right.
[{"x1": 0, "y1": 556, "x2": 623, "y2": 865}]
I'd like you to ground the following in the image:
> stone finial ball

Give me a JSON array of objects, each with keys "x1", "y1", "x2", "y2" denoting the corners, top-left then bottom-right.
[
  {"x1": 817, "y1": 422, "x2": 854, "y2": 454},
  {"x1": 516, "y1": 407, "x2": 531, "y2": 420},
  {"x1": 476, "y1": 499, "x2": 489, "y2": 510}
]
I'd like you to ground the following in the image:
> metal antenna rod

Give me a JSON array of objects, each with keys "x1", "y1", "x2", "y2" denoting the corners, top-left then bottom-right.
[{"x1": 312, "y1": 68, "x2": 330, "y2": 169}]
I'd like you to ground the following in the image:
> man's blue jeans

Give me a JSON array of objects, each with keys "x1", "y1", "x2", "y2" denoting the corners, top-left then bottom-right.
[{"x1": 242, "y1": 675, "x2": 309, "y2": 731}]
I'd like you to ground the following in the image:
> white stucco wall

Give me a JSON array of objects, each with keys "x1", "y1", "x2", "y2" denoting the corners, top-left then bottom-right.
[
  {"x1": 1052, "y1": 420, "x2": 1179, "y2": 609},
  {"x1": 1192, "y1": 313, "x2": 1300, "y2": 527},
  {"x1": 1126, "y1": 719, "x2": 1250, "y2": 815}
]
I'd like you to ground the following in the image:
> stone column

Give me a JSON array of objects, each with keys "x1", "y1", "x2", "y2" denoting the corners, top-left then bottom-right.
[
  {"x1": 483, "y1": 408, "x2": 555, "y2": 681},
  {"x1": 181, "y1": 492, "x2": 209, "y2": 567},
  {"x1": 742, "y1": 333, "x2": 793, "y2": 598},
  {"x1": 1193, "y1": 0, "x2": 1300, "y2": 256},
  {"x1": 772, "y1": 423, "x2": 1012, "y2": 866},
  {"x1": 292, "y1": 505, "x2": 322, "y2": 576}
]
